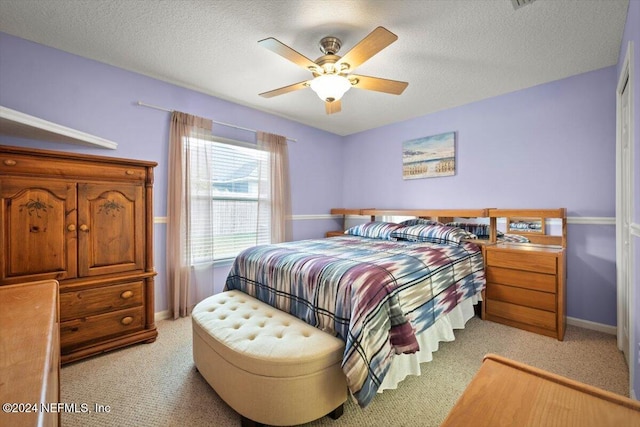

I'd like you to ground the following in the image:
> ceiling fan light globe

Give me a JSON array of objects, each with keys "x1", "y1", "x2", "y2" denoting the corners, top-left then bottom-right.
[{"x1": 309, "y1": 74, "x2": 351, "y2": 102}]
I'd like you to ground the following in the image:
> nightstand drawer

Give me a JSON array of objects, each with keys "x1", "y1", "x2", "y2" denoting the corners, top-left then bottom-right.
[
  {"x1": 486, "y1": 266, "x2": 556, "y2": 293},
  {"x1": 486, "y1": 250, "x2": 556, "y2": 274},
  {"x1": 486, "y1": 299, "x2": 556, "y2": 331},
  {"x1": 486, "y1": 283, "x2": 556, "y2": 312}
]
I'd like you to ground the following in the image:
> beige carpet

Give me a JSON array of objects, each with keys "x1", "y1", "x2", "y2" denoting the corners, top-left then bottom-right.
[{"x1": 61, "y1": 316, "x2": 629, "y2": 427}]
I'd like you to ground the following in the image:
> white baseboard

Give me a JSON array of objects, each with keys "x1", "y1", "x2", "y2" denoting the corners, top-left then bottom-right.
[
  {"x1": 155, "y1": 310, "x2": 172, "y2": 321},
  {"x1": 567, "y1": 316, "x2": 616, "y2": 335}
]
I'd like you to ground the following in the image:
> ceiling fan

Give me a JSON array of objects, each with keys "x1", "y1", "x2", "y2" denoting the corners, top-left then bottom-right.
[{"x1": 258, "y1": 26, "x2": 408, "y2": 115}]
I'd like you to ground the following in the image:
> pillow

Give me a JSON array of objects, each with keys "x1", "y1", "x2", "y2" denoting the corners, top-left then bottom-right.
[
  {"x1": 344, "y1": 221, "x2": 405, "y2": 240},
  {"x1": 446, "y1": 222, "x2": 507, "y2": 239},
  {"x1": 390, "y1": 224, "x2": 475, "y2": 245},
  {"x1": 399, "y1": 218, "x2": 442, "y2": 227},
  {"x1": 446, "y1": 222, "x2": 490, "y2": 238}
]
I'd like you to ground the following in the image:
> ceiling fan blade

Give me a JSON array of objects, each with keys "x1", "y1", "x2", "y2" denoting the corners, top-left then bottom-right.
[
  {"x1": 325, "y1": 100, "x2": 341, "y2": 115},
  {"x1": 336, "y1": 27, "x2": 398, "y2": 71},
  {"x1": 350, "y1": 74, "x2": 408, "y2": 95},
  {"x1": 258, "y1": 37, "x2": 319, "y2": 71},
  {"x1": 259, "y1": 80, "x2": 310, "y2": 98}
]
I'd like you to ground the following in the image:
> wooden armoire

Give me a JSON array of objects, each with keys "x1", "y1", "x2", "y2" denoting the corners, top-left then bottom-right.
[{"x1": 0, "y1": 145, "x2": 157, "y2": 364}]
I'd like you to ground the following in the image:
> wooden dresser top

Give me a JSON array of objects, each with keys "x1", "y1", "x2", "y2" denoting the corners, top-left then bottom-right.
[
  {"x1": 0, "y1": 280, "x2": 59, "y2": 426},
  {"x1": 441, "y1": 354, "x2": 640, "y2": 427}
]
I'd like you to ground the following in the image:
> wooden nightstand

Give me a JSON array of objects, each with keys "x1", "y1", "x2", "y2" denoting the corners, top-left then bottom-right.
[
  {"x1": 483, "y1": 242, "x2": 566, "y2": 340},
  {"x1": 325, "y1": 231, "x2": 345, "y2": 237}
]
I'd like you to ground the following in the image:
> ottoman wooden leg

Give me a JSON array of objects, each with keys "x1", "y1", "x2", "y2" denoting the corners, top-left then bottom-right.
[
  {"x1": 329, "y1": 403, "x2": 344, "y2": 420},
  {"x1": 240, "y1": 415, "x2": 264, "y2": 427}
]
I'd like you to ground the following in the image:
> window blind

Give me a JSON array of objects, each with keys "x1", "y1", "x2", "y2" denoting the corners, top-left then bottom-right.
[{"x1": 186, "y1": 137, "x2": 270, "y2": 264}]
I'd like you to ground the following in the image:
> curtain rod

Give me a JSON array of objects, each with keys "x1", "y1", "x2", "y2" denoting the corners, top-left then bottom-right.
[{"x1": 136, "y1": 101, "x2": 297, "y2": 142}]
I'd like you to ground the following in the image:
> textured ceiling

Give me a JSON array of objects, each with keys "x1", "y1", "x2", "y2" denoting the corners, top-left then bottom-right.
[{"x1": 0, "y1": 0, "x2": 630, "y2": 136}]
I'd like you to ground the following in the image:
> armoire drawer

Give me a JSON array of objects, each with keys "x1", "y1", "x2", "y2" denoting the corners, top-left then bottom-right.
[
  {"x1": 60, "y1": 306, "x2": 145, "y2": 351},
  {"x1": 486, "y1": 283, "x2": 556, "y2": 312},
  {"x1": 60, "y1": 281, "x2": 144, "y2": 321}
]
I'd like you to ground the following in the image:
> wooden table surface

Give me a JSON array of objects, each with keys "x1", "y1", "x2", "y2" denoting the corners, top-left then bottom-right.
[
  {"x1": 0, "y1": 280, "x2": 59, "y2": 427},
  {"x1": 441, "y1": 354, "x2": 640, "y2": 427}
]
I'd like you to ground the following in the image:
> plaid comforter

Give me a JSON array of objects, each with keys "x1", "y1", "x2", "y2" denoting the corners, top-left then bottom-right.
[{"x1": 225, "y1": 236, "x2": 485, "y2": 407}]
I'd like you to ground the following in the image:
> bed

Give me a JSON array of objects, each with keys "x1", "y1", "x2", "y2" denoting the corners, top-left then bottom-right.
[{"x1": 225, "y1": 211, "x2": 487, "y2": 408}]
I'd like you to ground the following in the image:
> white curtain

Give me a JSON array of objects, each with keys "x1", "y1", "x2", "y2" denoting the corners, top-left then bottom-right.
[
  {"x1": 257, "y1": 131, "x2": 292, "y2": 243},
  {"x1": 167, "y1": 111, "x2": 213, "y2": 319},
  {"x1": 168, "y1": 122, "x2": 291, "y2": 319}
]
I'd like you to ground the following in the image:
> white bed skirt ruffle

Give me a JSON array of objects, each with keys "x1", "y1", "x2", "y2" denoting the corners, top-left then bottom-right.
[{"x1": 378, "y1": 292, "x2": 481, "y2": 392}]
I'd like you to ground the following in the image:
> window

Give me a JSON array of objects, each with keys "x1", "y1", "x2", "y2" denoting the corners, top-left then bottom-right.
[{"x1": 186, "y1": 136, "x2": 270, "y2": 264}]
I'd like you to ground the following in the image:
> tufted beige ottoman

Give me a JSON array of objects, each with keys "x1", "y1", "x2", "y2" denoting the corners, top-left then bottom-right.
[{"x1": 192, "y1": 290, "x2": 348, "y2": 426}]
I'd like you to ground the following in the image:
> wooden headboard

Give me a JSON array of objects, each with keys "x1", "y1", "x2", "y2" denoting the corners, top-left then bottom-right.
[{"x1": 329, "y1": 207, "x2": 567, "y2": 248}]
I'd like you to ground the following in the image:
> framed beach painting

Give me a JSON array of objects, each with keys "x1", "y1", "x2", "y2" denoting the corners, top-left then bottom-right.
[{"x1": 402, "y1": 131, "x2": 456, "y2": 179}]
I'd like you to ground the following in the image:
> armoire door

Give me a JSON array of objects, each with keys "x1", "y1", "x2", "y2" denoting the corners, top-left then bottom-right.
[
  {"x1": 0, "y1": 177, "x2": 78, "y2": 284},
  {"x1": 77, "y1": 182, "x2": 145, "y2": 276}
]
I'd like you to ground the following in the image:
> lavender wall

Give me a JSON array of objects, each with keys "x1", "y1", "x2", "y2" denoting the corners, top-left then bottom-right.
[
  {"x1": 0, "y1": 33, "x2": 344, "y2": 312},
  {"x1": 342, "y1": 68, "x2": 616, "y2": 215},
  {"x1": 343, "y1": 66, "x2": 618, "y2": 327},
  {"x1": 617, "y1": 0, "x2": 640, "y2": 399}
]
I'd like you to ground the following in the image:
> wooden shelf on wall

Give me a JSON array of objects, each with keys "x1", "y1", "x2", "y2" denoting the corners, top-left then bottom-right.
[{"x1": 0, "y1": 106, "x2": 117, "y2": 149}]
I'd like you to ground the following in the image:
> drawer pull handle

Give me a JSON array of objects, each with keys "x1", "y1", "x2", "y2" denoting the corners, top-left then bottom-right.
[
  {"x1": 125, "y1": 170, "x2": 134, "y2": 175},
  {"x1": 79, "y1": 224, "x2": 89, "y2": 232},
  {"x1": 121, "y1": 316, "x2": 134, "y2": 325},
  {"x1": 67, "y1": 224, "x2": 76, "y2": 232},
  {"x1": 120, "y1": 290, "x2": 134, "y2": 299},
  {"x1": 3, "y1": 159, "x2": 17, "y2": 166}
]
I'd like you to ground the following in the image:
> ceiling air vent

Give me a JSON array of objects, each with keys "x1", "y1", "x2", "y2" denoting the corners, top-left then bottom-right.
[{"x1": 512, "y1": 0, "x2": 537, "y2": 10}]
